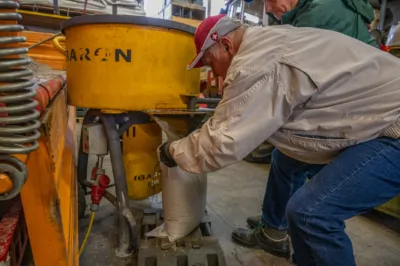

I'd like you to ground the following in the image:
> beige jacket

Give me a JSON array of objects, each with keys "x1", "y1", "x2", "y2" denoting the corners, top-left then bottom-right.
[{"x1": 170, "y1": 25, "x2": 400, "y2": 173}]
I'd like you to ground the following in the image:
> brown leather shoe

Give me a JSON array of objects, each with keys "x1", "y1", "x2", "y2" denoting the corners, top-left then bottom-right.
[
  {"x1": 231, "y1": 226, "x2": 291, "y2": 258},
  {"x1": 246, "y1": 216, "x2": 261, "y2": 229}
]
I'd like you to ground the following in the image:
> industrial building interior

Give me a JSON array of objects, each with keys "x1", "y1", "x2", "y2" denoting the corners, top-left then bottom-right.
[{"x1": 0, "y1": 0, "x2": 399, "y2": 266}]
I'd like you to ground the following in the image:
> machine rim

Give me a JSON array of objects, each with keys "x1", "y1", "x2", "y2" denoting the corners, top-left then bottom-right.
[{"x1": 61, "y1": 15, "x2": 197, "y2": 35}]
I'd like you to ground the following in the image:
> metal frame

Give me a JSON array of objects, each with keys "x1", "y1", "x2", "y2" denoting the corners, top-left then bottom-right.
[
  {"x1": 78, "y1": 110, "x2": 155, "y2": 257},
  {"x1": 222, "y1": 0, "x2": 266, "y2": 25}
]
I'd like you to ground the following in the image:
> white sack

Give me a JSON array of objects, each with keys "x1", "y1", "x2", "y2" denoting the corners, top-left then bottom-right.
[
  {"x1": 386, "y1": 23, "x2": 400, "y2": 47},
  {"x1": 147, "y1": 117, "x2": 207, "y2": 242}
]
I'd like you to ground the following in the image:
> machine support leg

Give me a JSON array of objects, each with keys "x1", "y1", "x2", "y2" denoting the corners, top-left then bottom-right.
[{"x1": 100, "y1": 114, "x2": 137, "y2": 258}]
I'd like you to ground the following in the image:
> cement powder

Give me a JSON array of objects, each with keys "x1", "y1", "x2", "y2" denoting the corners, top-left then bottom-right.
[{"x1": 147, "y1": 117, "x2": 207, "y2": 242}]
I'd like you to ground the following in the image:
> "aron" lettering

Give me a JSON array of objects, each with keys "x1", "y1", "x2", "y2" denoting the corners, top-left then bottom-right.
[{"x1": 66, "y1": 48, "x2": 132, "y2": 63}]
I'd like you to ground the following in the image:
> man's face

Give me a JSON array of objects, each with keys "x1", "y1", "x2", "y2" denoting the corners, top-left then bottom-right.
[
  {"x1": 202, "y1": 38, "x2": 236, "y2": 79},
  {"x1": 265, "y1": 0, "x2": 298, "y2": 19}
]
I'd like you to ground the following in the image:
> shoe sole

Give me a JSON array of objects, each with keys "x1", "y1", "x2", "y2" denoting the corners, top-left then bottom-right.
[{"x1": 231, "y1": 234, "x2": 291, "y2": 259}]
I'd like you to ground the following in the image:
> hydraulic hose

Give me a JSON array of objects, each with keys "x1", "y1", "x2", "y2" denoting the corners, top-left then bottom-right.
[{"x1": 99, "y1": 114, "x2": 137, "y2": 257}]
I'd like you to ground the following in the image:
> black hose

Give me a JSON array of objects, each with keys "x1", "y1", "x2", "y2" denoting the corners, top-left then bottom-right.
[
  {"x1": 99, "y1": 114, "x2": 136, "y2": 257},
  {"x1": 188, "y1": 97, "x2": 221, "y2": 110},
  {"x1": 82, "y1": 181, "x2": 135, "y2": 252}
]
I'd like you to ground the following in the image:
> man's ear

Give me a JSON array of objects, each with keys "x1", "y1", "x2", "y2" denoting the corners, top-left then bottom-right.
[{"x1": 220, "y1": 37, "x2": 234, "y2": 54}]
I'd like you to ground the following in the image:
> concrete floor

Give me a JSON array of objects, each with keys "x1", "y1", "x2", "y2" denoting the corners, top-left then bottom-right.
[{"x1": 78, "y1": 131, "x2": 400, "y2": 266}]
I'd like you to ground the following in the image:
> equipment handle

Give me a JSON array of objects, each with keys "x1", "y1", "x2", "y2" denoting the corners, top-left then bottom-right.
[{"x1": 53, "y1": 36, "x2": 67, "y2": 55}]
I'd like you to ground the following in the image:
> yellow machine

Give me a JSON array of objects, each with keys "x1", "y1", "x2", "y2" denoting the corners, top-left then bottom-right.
[
  {"x1": 52, "y1": 14, "x2": 210, "y2": 259},
  {"x1": 52, "y1": 14, "x2": 209, "y2": 261},
  {"x1": 53, "y1": 15, "x2": 200, "y2": 111},
  {"x1": 0, "y1": 1, "x2": 219, "y2": 264}
]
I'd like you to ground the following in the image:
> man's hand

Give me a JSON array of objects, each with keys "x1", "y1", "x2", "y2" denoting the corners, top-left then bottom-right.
[{"x1": 159, "y1": 141, "x2": 177, "y2": 168}]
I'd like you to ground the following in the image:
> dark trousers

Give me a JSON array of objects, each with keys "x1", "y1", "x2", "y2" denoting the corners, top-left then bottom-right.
[{"x1": 261, "y1": 138, "x2": 400, "y2": 266}]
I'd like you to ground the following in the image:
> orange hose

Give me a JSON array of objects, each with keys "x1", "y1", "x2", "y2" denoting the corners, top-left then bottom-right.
[{"x1": 33, "y1": 75, "x2": 66, "y2": 114}]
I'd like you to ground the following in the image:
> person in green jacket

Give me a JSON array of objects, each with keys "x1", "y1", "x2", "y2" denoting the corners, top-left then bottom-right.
[
  {"x1": 233, "y1": 0, "x2": 378, "y2": 260},
  {"x1": 266, "y1": 0, "x2": 377, "y2": 46}
]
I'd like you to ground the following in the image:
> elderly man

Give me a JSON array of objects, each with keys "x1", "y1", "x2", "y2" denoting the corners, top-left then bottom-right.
[
  {"x1": 158, "y1": 15, "x2": 400, "y2": 265},
  {"x1": 243, "y1": 0, "x2": 380, "y2": 258},
  {"x1": 245, "y1": 0, "x2": 376, "y2": 165}
]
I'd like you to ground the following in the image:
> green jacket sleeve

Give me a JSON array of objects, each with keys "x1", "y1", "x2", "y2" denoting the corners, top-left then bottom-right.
[
  {"x1": 289, "y1": 0, "x2": 377, "y2": 47},
  {"x1": 342, "y1": 0, "x2": 375, "y2": 24}
]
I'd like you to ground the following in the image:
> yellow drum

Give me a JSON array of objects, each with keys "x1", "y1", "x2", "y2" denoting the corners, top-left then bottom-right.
[
  {"x1": 54, "y1": 15, "x2": 200, "y2": 111},
  {"x1": 122, "y1": 122, "x2": 162, "y2": 200}
]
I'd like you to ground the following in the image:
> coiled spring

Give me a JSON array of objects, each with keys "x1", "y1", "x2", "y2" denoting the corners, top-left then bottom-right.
[{"x1": 0, "y1": 1, "x2": 40, "y2": 200}]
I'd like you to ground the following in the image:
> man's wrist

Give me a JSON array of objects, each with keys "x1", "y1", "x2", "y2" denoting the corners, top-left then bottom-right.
[{"x1": 159, "y1": 141, "x2": 177, "y2": 168}]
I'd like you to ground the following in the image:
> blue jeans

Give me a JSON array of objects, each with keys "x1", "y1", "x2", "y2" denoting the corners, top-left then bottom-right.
[{"x1": 261, "y1": 137, "x2": 400, "y2": 266}]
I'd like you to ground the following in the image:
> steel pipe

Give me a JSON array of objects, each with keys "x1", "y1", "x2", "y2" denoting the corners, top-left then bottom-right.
[
  {"x1": 240, "y1": 0, "x2": 245, "y2": 21},
  {"x1": 378, "y1": 0, "x2": 388, "y2": 32}
]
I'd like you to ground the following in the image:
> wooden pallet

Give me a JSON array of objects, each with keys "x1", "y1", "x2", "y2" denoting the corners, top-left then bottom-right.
[{"x1": 138, "y1": 209, "x2": 226, "y2": 266}]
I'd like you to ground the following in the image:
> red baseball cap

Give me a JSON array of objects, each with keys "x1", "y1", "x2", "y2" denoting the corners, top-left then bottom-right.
[{"x1": 187, "y1": 14, "x2": 241, "y2": 70}]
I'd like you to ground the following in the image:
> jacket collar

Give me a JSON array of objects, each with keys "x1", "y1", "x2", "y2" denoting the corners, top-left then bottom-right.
[{"x1": 268, "y1": 0, "x2": 308, "y2": 25}]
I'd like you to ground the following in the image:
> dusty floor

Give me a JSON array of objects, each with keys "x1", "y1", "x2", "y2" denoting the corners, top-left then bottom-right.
[{"x1": 78, "y1": 127, "x2": 400, "y2": 266}]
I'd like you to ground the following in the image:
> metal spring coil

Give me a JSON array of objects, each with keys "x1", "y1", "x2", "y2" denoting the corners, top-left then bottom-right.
[{"x1": 0, "y1": 1, "x2": 40, "y2": 155}]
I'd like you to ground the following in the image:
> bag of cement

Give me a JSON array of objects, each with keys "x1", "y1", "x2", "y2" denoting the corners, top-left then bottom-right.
[
  {"x1": 386, "y1": 23, "x2": 400, "y2": 47},
  {"x1": 147, "y1": 116, "x2": 207, "y2": 242}
]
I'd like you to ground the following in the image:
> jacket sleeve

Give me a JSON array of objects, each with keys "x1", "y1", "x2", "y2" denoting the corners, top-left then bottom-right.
[
  {"x1": 168, "y1": 65, "x2": 317, "y2": 174},
  {"x1": 342, "y1": 0, "x2": 375, "y2": 24},
  {"x1": 294, "y1": 0, "x2": 374, "y2": 28}
]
